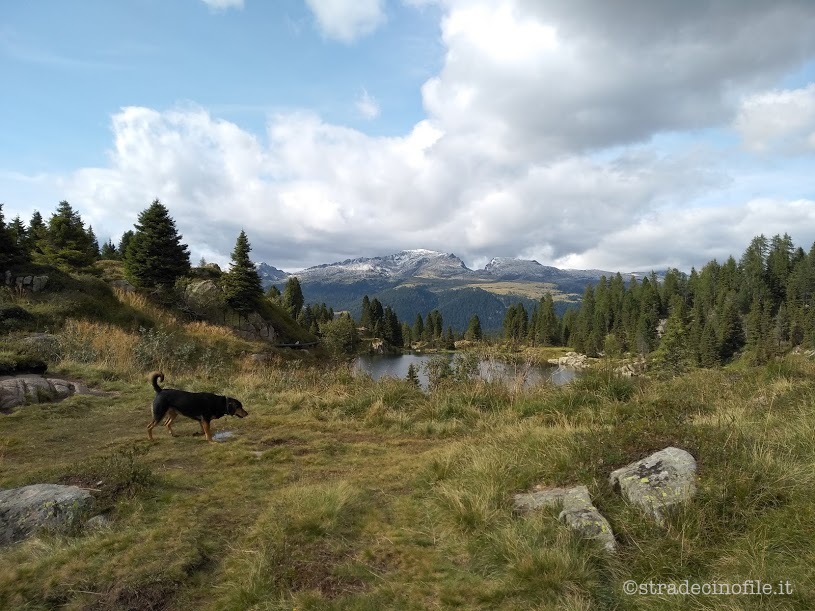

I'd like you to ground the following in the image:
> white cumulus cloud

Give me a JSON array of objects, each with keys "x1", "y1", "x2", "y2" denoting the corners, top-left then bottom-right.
[
  {"x1": 305, "y1": 0, "x2": 386, "y2": 43},
  {"x1": 355, "y1": 89, "x2": 381, "y2": 119},
  {"x1": 735, "y1": 84, "x2": 815, "y2": 153},
  {"x1": 200, "y1": 0, "x2": 244, "y2": 11}
]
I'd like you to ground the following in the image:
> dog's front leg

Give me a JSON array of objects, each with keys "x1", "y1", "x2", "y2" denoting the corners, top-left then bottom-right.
[{"x1": 201, "y1": 418, "x2": 214, "y2": 442}]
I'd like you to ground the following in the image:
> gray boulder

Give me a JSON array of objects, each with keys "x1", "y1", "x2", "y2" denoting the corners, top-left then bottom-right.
[
  {"x1": 31, "y1": 275, "x2": 49, "y2": 292},
  {"x1": 0, "y1": 484, "x2": 94, "y2": 545},
  {"x1": 513, "y1": 485, "x2": 616, "y2": 552},
  {"x1": 0, "y1": 374, "x2": 110, "y2": 412},
  {"x1": 609, "y1": 447, "x2": 697, "y2": 525},
  {"x1": 547, "y1": 352, "x2": 589, "y2": 368}
]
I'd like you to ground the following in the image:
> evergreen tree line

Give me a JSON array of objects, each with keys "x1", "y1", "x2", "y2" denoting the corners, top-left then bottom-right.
[
  {"x1": 499, "y1": 233, "x2": 815, "y2": 368},
  {"x1": 358, "y1": 294, "x2": 481, "y2": 350},
  {"x1": 0, "y1": 201, "x2": 101, "y2": 269},
  {"x1": 1, "y1": 200, "x2": 272, "y2": 325}
]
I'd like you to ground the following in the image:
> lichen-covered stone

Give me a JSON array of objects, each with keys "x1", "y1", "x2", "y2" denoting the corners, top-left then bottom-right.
[
  {"x1": 513, "y1": 484, "x2": 616, "y2": 552},
  {"x1": 609, "y1": 447, "x2": 697, "y2": 525},
  {"x1": 0, "y1": 484, "x2": 94, "y2": 545},
  {"x1": 0, "y1": 375, "x2": 112, "y2": 412}
]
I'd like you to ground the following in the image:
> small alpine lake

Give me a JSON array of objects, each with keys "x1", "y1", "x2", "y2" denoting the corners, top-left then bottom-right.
[{"x1": 353, "y1": 352, "x2": 579, "y2": 390}]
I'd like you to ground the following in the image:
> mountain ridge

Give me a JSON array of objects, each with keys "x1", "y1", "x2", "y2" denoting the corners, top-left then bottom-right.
[
  {"x1": 262, "y1": 249, "x2": 628, "y2": 283},
  {"x1": 257, "y1": 249, "x2": 657, "y2": 332}
]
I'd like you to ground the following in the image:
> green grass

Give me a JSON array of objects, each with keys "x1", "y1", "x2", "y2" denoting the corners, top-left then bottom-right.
[{"x1": 1, "y1": 316, "x2": 815, "y2": 609}]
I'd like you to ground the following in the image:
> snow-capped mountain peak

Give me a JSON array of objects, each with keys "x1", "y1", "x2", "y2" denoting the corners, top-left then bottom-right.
[{"x1": 293, "y1": 249, "x2": 470, "y2": 283}]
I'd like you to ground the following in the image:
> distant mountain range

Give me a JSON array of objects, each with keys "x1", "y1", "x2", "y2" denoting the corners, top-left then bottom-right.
[{"x1": 258, "y1": 249, "x2": 647, "y2": 332}]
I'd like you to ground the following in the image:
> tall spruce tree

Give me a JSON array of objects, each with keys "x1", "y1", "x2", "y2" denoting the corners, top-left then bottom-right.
[
  {"x1": 413, "y1": 313, "x2": 424, "y2": 341},
  {"x1": 28, "y1": 211, "x2": 46, "y2": 260},
  {"x1": 650, "y1": 296, "x2": 690, "y2": 376},
  {"x1": 360, "y1": 295, "x2": 372, "y2": 328},
  {"x1": 37, "y1": 201, "x2": 96, "y2": 268},
  {"x1": 124, "y1": 199, "x2": 191, "y2": 289},
  {"x1": 100, "y1": 239, "x2": 117, "y2": 260},
  {"x1": 86, "y1": 225, "x2": 100, "y2": 261},
  {"x1": 118, "y1": 230, "x2": 135, "y2": 258},
  {"x1": 535, "y1": 294, "x2": 559, "y2": 345},
  {"x1": 8, "y1": 216, "x2": 28, "y2": 253},
  {"x1": 223, "y1": 230, "x2": 264, "y2": 316},
  {"x1": 0, "y1": 205, "x2": 23, "y2": 268},
  {"x1": 465, "y1": 314, "x2": 482, "y2": 341},
  {"x1": 282, "y1": 277, "x2": 304, "y2": 319}
]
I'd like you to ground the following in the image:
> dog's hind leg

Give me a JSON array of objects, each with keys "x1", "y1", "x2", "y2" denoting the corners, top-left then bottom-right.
[
  {"x1": 164, "y1": 409, "x2": 179, "y2": 436},
  {"x1": 147, "y1": 418, "x2": 159, "y2": 440}
]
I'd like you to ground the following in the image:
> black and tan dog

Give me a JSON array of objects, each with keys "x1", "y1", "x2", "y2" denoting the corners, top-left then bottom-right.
[{"x1": 146, "y1": 372, "x2": 248, "y2": 442}]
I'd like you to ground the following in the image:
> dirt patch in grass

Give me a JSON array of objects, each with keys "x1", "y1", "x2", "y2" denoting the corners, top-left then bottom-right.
[
  {"x1": 259, "y1": 436, "x2": 303, "y2": 447},
  {"x1": 289, "y1": 545, "x2": 369, "y2": 599},
  {"x1": 93, "y1": 581, "x2": 176, "y2": 611}
]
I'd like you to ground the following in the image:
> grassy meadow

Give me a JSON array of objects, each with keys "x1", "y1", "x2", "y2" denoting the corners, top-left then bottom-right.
[{"x1": 1, "y1": 289, "x2": 815, "y2": 610}]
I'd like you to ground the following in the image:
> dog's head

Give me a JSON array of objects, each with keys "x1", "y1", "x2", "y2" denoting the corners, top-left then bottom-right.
[{"x1": 226, "y1": 398, "x2": 248, "y2": 418}]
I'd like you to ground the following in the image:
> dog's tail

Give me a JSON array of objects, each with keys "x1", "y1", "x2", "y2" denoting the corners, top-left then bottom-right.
[{"x1": 150, "y1": 371, "x2": 165, "y2": 393}]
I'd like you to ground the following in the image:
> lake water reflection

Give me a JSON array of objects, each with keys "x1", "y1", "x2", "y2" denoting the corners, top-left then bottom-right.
[{"x1": 354, "y1": 353, "x2": 578, "y2": 390}]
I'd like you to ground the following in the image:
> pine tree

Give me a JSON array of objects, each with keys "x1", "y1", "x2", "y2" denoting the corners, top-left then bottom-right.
[
  {"x1": 382, "y1": 306, "x2": 398, "y2": 345},
  {"x1": 465, "y1": 314, "x2": 482, "y2": 341},
  {"x1": 0, "y1": 205, "x2": 23, "y2": 268},
  {"x1": 123, "y1": 199, "x2": 191, "y2": 289},
  {"x1": 413, "y1": 313, "x2": 424, "y2": 341},
  {"x1": 100, "y1": 239, "x2": 117, "y2": 259},
  {"x1": 536, "y1": 293, "x2": 559, "y2": 345},
  {"x1": 28, "y1": 211, "x2": 46, "y2": 260},
  {"x1": 86, "y1": 225, "x2": 100, "y2": 261},
  {"x1": 370, "y1": 298, "x2": 384, "y2": 330},
  {"x1": 282, "y1": 276, "x2": 304, "y2": 319},
  {"x1": 298, "y1": 304, "x2": 313, "y2": 330},
  {"x1": 445, "y1": 326, "x2": 456, "y2": 350},
  {"x1": 573, "y1": 285, "x2": 595, "y2": 353},
  {"x1": 718, "y1": 292, "x2": 744, "y2": 361},
  {"x1": 118, "y1": 230, "x2": 135, "y2": 258},
  {"x1": 699, "y1": 319, "x2": 720, "y2": 367},
  {"x1": 266, "y1": 285, "x2": 281, "y2": 303},
  {"x1": 222, "y1": 230, "x2": 264, "y2": 316},
  {"x1": 387, "y1": 307, "x2": 403, "y2": 346},
  {"x1": 37, "y1": 201, "x2": 96, "y2": 269},
  {"x1": 401, "y1": 322, "x2": 413, "y2": 347},
  {"x1": 7, "y1": 216, "x2": 28, "y2": 253},
  {"x1": 360, "y1": 295, "x2": 372, "y2": 329},
  {"x1": 650, "y1": 296, "x2": 690, "y2": 376}
]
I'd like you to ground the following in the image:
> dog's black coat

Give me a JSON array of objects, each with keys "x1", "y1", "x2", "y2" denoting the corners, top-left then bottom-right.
[{"x1": 147, "y1": 372, "x2": 248, "y2": 441}]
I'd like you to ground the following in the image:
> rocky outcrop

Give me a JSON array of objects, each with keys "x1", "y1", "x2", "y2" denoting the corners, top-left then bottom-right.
[
  {"x1": 0, "y1": 375, "x2": 112, "y2": 412},
  {"x1": 110, "y1": 278, "x2": 135, "y2": 293},
  {"x1": 0, "y1": 484, "x2": 94, "y2": 545},
  {"x1": 615, "y1": 358, "x2": 647, "y2": 377},
  {"x1": 181, "y1": 279, "x2": 224, "y2": 317},
  {"x1": 609, "y1": 447, "x2": 697, "y2": 525},
  {"x1": 190, "y1": 263, "x2": 223, "y2": 279},
  {"x1": 4, "y1": 271, "x2": 49, "y2": 292},
  {"x1": 547, "y1": 352, "x2": 589, "y2": 368},
  {"x1": 513, "y1": 485, "x2": 616, "y2": 552},
  {"x1": 184, "y1": 279, "x2": 221, "y2": 301}
]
